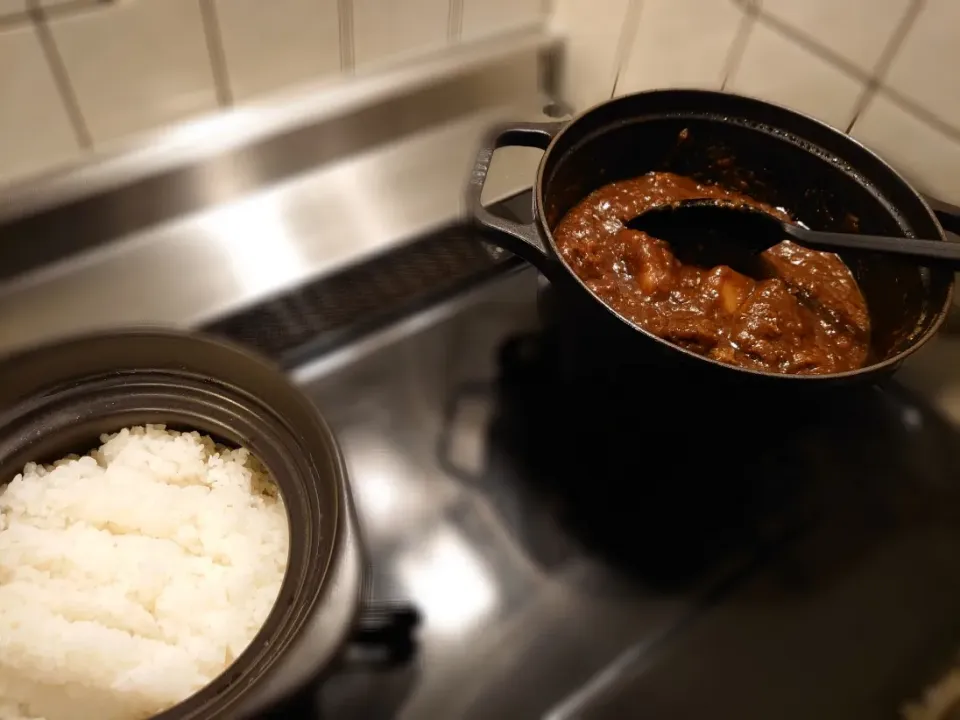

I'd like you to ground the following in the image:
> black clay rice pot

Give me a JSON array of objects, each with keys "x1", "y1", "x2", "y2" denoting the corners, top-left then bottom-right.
[
  {"x1": 0, "y1": 329, "x2": 364, "y2": 719},
  {"x1": 467, "y1": 89, "x2": 956, "y2": 387}
]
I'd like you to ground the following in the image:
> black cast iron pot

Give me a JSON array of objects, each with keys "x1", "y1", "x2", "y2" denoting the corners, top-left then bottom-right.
[
  {"x1": 0, "y1": 329, "x2": 416, "y2": 719},
  {"x1": 467, "y1": 89, "x2": 957, "y2": 386}
]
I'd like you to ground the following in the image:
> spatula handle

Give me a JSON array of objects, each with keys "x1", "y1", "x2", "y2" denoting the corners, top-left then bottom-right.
[{"x1": 786, "y1": 224, "x2": 960, "y2": 269}]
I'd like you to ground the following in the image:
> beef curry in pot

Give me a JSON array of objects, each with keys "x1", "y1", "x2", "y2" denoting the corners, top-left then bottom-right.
[{"x1": 553, "y1": 172, "x2": 871, "y2": 375}]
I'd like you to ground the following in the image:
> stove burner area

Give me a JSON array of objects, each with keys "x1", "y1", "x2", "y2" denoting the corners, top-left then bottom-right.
[
  {"x1": 244, "y1": 270, "x2": 960, "y2": 719},
  {"x1": 511, "y1": 297, "x2": 960, "y2": 720}
]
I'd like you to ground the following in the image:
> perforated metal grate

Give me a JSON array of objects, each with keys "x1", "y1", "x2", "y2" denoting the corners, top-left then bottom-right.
[{"x1": 203, "y1": 224, "x2": 520, "y2": 367}]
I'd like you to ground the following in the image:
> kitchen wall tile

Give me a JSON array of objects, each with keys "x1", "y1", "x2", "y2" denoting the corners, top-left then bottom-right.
[
  {"x1": 761, "y1": 0, "x2": 912, "y2": 74},
  {"x1": 352, "y1": 0, "x2": 450, "y2": 69},
  {"x1": 727, "y1": 21, "x2": 864, "y2": 130},
  {"x1": 549, "y1": 0, "x2": 630, "y2": 110},
  {"x1": 49, "y1": 0, "x2": 217, "y2": 145},
  {"x1": 0, "y1": 24, "x2": 80, "y2": 184},
  {"x1": 37, "y1": 1, "x2": 132, "y2": 16},
  {"x1": 215, "y1": 0, "x2": 341, "y2": 102},
  {"x1": 615, "y1": 0, "x2": 742, "y2": 95},
  {"x1": 851, "y1": 93, "x2": 960, "y2": 205},
  {"x1": 0, "y1": 0, "x2": 24, "y2": 18},
  {"x1": 462, "y1": 0, "x2": 543, "y2": 41},
  {"x1": 883, "y1": 0, "x2": 960, "y2": 133}
]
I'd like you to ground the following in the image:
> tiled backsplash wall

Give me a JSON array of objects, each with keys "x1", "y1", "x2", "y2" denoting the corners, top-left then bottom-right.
[
  {"x1": 0, "y1": 0, "x2": 546, "y2": 186},
  {"x1": 550, "y1": 0, "x2": 960, "y2": 205},
  {"x1": 5, "y1": 0, "x2": 958, "y2": 209}
]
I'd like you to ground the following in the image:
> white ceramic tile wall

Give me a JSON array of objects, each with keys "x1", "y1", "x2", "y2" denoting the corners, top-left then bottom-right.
[
  {"x1": 352, "y1": 0, "x2": 450, "y2": 69},
  {"x1": 852, "y1": 93, "x2": 960, "y2": 205},
  {"x1": 0, "y1": 0, "x2": 546, "y2": 186},
  {"x1": 49, "y1": 0, "x2": 217, "y2": 145},
  {"x1": 615, "y1": 0, "x2": 742, "y2": 94},
  {"x1": 551, "y1": 0, "x2": 960, "y2": 206},
  {"x1": 4, "y1": 0, "x2": 959, "y2": 209},
  {"x1": 0, "y1": 24, "x2": 80, "y2": 185},
  {"x1": 760, "y1": 0, "x2": 912, "y2": 74},
  {"x1": 461, "y1": 0, "x2": 543, "y2": 41},
  {"x1": 727, "y1": 20, "x2": 863, "y2": 129},
  {"x1": 214, "y1": 0, "x2": 341, "y2": 102},
  {"x1": 883, "y1": 0, "x2": 960, "y2": 133},
  {"x1": 0, "y1": 0, "x2": 24, "y2": 17},
  {"x1": 37, "y1": 0, "x2": 80, "y2": 8},
  {"x1": 548, "y1": 0, "x2": 631, "y2": 110}
]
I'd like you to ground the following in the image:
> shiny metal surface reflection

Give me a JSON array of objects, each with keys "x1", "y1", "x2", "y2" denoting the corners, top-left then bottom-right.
[
  {"x1": 0, "y1": 29, "x2": 556, "y2": 357},
  {"x1": 0, "y1": 109, "x2": 549, "y2": 356},
  {"x1": 297, "y1": 271, "x2": 707, "y2": 719},
  {"x1": 291, "y1": 263, "x2": 960, "y2": 720},
  {"x1": 536, "y1": 337, "x2": 960, "y2": 720}
]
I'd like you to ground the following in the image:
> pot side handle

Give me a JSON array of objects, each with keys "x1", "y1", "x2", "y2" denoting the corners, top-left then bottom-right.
[{"x1": 466, "y1": 120, "x2": 566, "y2": 272}]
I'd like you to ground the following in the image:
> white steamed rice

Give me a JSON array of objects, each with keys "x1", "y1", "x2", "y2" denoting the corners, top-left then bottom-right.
[{"x1": 0, "y1": 425, "x2": 289, "y2": 720}]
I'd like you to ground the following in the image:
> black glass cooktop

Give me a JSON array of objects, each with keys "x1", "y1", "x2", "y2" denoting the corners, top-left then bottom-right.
[
  {"x1": 205, "y1": 191, "x2": 960, "y2": 720},
  {"x1": 227, "y1": 260, "x2": 960, "y2": 719}
]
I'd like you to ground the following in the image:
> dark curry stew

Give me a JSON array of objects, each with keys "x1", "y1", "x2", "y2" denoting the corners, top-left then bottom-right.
[{"x1": 554, "y1": 172, "x2": 870, "y2": 375}]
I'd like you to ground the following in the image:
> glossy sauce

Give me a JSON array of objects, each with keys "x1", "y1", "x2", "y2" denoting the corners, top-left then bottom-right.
[{"x1": 553, "y1": 172, "x2": 870, "y2": 374}]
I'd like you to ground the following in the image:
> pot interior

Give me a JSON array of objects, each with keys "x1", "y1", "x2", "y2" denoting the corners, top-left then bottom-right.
[
  {"x1": 0, "y1": 332, "x2": 343, "y2": 720},
  {"x1": 539, "y1": 95, "x2": 953, "y2": 368}
]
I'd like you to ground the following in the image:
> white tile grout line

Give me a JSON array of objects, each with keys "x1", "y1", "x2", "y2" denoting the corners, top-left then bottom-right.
[
  {"x1": 338, "y1": 0, "x2": 355, "y2": 73},
  {"x1": 609, "y1": 0, "x2": 645, "y2": 99},
  {"x1": 847, "y1": 0, "x2": 928, "y2": 139},
  {"x1": 15, "y1": 0, "x2": 960, "y2": 169},
  {"x1": 28, "y1": 0, "x2": 93, "y2": 149},
  {"x1": 753, "y1": 11, "x2": 872, "y2": 84},
  {"x1": 604, "y1": 0, "x2": 960, "y2": 147},
  {"x1": 745, "y1": 0, "x2": 948, "y2": 139},
  {"x1": 198, "y1": 0, "x2": 233, "y2": 108},
  {"x1": 843, "y1": 0, "x2": 925, "y2": 133},
  {"x1": 0, "y1": 8, "x2": 29, "y2": 29},
  {"x1": 880, "y1": 85, "x2": 960, "y2": 144},
  {"x1": 447, "y1": 0, "x2": 463, "y2": 42},
  {"x1": 747, "y1": 0, "x2": 960, "y2": 142},
  {"x1": 23, "y1": 0, "x2": 119, "y2": 25},
  {"x1": 569, "y1": 0, "x2": 940, "y2": 137},
  {"x1": 873, "y1": 0, "x2": 925, "y2": 82},
  {"x1": 721, "y1": 1, "x2": 759, "y2": 90}
]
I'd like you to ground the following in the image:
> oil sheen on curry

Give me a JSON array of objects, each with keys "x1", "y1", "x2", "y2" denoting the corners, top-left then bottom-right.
[{"x1": 553, "y1": 172, "x2": 870, "y2": 375}]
